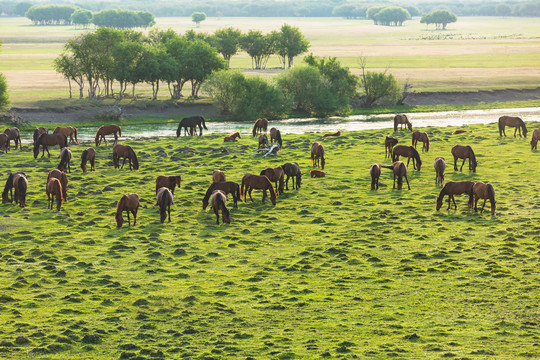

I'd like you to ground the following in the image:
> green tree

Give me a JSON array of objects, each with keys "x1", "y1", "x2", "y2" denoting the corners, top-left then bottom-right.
[
  {"x1": 0, "y1": 73, "x2": 9, "y2": 111},
  {"x1": 240, "y1": 30, "x2": 274, "y2": 69},
  {"x1": 183, "y1": 40, "x2": 226, "y2": 98},
  {"x1": 373, "y1": 6, "x2": 410, "y2": 26},
  {"x1": 358, "y1": 58, "x2": 400, "y2": 107},
  {"x1": 112, "y1": 41, "x2": 143, "y2": 98},
  {"x1": 420, "y1": 9, "x2": 457, "y2": 30},
  {"x1": 25, "y1": 5, "x2": 78, "y2": 25},
  {"x1": 366, "y1": 6, "x2": 386, "y2": 25},
  {"x1": 54, "y1": 53, "x2": 85, "y2": 98},
  {"x1": 15, "y1": 2, "x2": 33, "y2": 17},
  {"x1": 71, "y1": 9, "x2": 93, "y2": 28},
  {"x1": 202, "y1": 69, "x2": 245, "y2": 114},
  {"x1": 191, "y1": 12, "x2": 206, "y2": 27},
  {"x1": 211, "y1": 27, "x2": 242, "y2": 66},
  {"x1": 274, "y1": 24, "x2": 310, "y2": 68}
]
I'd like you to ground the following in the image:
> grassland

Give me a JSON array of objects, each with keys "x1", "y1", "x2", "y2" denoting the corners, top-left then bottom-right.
[
  {"x1": 1, "y1": 16, "x2": 540, "y2": 106},
  {"x1": 0, "y1": 122, "x2": 539, "y2": 359}
]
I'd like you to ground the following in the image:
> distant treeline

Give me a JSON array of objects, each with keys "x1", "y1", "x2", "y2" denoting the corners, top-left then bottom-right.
[{"x1": 1, "y1": 0, "x2": 539, "y2": 18}]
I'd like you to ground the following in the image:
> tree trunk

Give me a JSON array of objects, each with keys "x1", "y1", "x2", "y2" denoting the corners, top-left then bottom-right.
[{"x1": 67, "y1": 78, "x2": 72, "y2": 99}]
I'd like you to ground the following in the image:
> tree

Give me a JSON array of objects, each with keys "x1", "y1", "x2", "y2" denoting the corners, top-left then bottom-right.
[
  {"x1": 112, "y1": 41, "x2": 143, "y2": 98},
  {"x1": 191, "y1": 12, "x2": 206, "y2": 27},
  {"x1": 240, "y1": 30, "x2": 274, "y2": 69},
  {"x1": 54, "y1": 53, "x2": 85, "y2": 98},
  {"x1": 0, "y1": 73, "x2": 9, "y2": 111},
  {"x1": 420, "y1": 9, "x2": 457, "y2": 30},
  {"x1": 202, "y1": 69, "x2": 245, "y2": 114},
  {"x1": 183, "y1": 40, "x2": 226, "y2": 97},
  {"x1": 358, "y1": 58, "x2": 400, "y2": 107},
  {"x1": 92, "y1": 9, "x2": 155, "y2": 29},
  {"x1": 71, "y1": 9, "x2": 93, "y2": 28},
  {"x1": 496, "y1": 4, "x2": 512, "y2": 17},
  {"x1": 274, "y1": 24, "x2": 310, "y2": 68},
  {"x1": 211, "y1": 27, "x2": 242, "y2": 66},
  {"x1": 15, "y1": 2, "x2": 33, "y2": 17},
  {"x1": 25, "y1": 5, "x2": 78, "y2": 25},
  {"x1": 366, "y1": 6, "x2": 386, "y2": 25},
  {"x1": 372, "y1": 6, "x2": 411, "y2": 26}
]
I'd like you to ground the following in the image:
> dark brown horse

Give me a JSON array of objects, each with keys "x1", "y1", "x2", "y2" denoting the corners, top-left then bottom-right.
[
  {"x1": 473, "y1": 181, "x2": 496, "y2": 215},
  {"x1": 311, "y1": 142, "x2": 326, "y2": 170},
  {"x1": 436, "y1": 181, "x2": 475, "y2": 211},
  {"x1": 203, "y1": 181, "x2": 241, "y2": 209},
  {"x1": 311, "y1": 169, "x2": 326, "y2": 178},
  {"x1": 370, "y1": 164, "x2": 381, "y2": 190},
  {"x1": 176, "y1": 116, "x2": 207, "y2": 136},
  {"x1": 2, "y1": 172, "x2": 26, "y2": 204},
  {"x1": 281, "y1": 162, "x2": 302, "y2": 190},
  {"x1": 382, "y1": 161, "x2": 410, "y2": 190},
  {"x1": 258, "y1": 134, "x2": 269, "y2": 149},
  {"x1": 113, "y1": 144, "x2": 139, "y2": 170},
  {"x1": 269, "y1": 127, "x2": 283, "y2": 147},
  {"x1": 434, "y1": 156, "x2": 446, "y2": 186},
  {"x1": 46, "y1": 177, "x2": 63, "y2": 211},
  {"x1": 33, "y1": 127, "x2": 48, "y2": 144},
  {"x1": 210, "y1": 190, "x2": 231, "y2": 225},
  {"x1": 224, "y1": 132, "x2": 241, "y2": 142},
  {"x1": 115, "y1": 193, "x2": 140, "y2": 228},
  {"x1": 81, "y1": 147, "x2": 96, "y2": 173},
  {"x1": 48, "y1": 169, "x2": 68, "y2": 202},
  {"x1": 260, "y1": 167, "x2": 285, "y2": 195},
  {"x1": 156, "y1": 187, "x2": 173, "y2": 223},
  {"x1": 252, "y1": 118, "x2": 268, "y2": 136},
  {"x1": 4, "y1": 127, "x2": 21, "y2": 150},
  {"x1": 212, "y1": 170, "x2": 226, "y2": 183},
  {"x1": 385, "y1": 136, "x2": 398, "y2": 159},
  {"x1": 411, "y1": 130, "x2": 430, "y2": 152},
  {"x1": 155, "y1": 175, "x2": 181, "y2": 195},
  {"x1": 33, "y1": 133, "x2": 67, "y2": 158},
  {"x1": 451, "y1": 145, "x2": 477, "y2": 172},
  {"x1": 498, "y1": 116, "x2": 527, "y2": 137},
  {"x1": 392, "y1": 145, "x2": 422, "y2": 170},
  {"x1": 530, "y1": 129, "x2": 540, "y2": 150},
  {"x1": 12, "y1": 173, "x2": 28, "y2": 208},
  {"x1": 322, "y1": 130, "x2": 341, "y2": 138},
  {"x1": 241, "y1": 174, "x2": 277, "y2": 205},
  {"x1": 0, "y1": 133, "x2": 9, "y2": 153},
  {"x1": 95, "y1": 124, "x2": 122, "y2": 146},
  {"x1": 394, "y1": 114, "x2": 412, "y2": 132},
  {"x1": 58, "y1": 147, "x2": 72, "y2": 173},
  {"x1": 53, "y1": 126, "x2": 79, "y2": 145}
]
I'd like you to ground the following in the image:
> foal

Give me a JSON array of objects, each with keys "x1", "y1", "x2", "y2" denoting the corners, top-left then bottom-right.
[
  {"x1": 156, "y1": 187, "x2": 173, "y2": 223},
  {"x1": 46, "y1": 178, "x2": 64, "y2": 211},
  {"x1": 434, "y1": 157, "x2": 446, "y2": 186}
]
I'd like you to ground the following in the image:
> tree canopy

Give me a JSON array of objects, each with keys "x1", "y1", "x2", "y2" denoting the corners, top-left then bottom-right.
[
  {"x1": 191, "y1": 12, "x2": 207, "y2": 26},
  {"x1": 367, "y1": 6, "x2": 411, "y2": 26},
  {"x1": 420, "y1": 9, "x2": 458, "y2": 30}
]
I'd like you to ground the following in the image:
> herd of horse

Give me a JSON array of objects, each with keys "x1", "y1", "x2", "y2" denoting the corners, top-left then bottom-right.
[{"x1": 1, "y1": 114, "x2": 537, "y2": 221}]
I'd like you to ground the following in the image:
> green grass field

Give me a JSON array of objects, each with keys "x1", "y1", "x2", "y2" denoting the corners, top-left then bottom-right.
[{"x1": 0, "y1": 122, "x2": 539, "y2": 359}]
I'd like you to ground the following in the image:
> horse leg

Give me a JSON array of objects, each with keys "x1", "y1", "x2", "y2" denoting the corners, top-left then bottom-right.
[
  {"x1": 127, "y1": 210, "x2": 131, "y2": 226},
  {"x1": 452, "y1": 195, "x2": 457, "y2": 210},
  {"x1": 248, "y1": 188, "x2": 254, "y2": 202},
  {"x1": 132, "y1": 209, "x2": 137, "y2": 225},
  {"x1": 514, "y1": 127, "x2": 518, "y2": 137},
  {"x1": 393, "y1": 174, "x2": 396, "y2": 189},
  {"x1": 168, "y1": 205, "x2": 171, "y2": 222},
  {"x1": 453, "y1": 156, "x2": 458, "y2": 171},
  {"x1": 262, "y1": 190, "x2": 266, "y2": 204},
  {"x1": 480, "y1": 198, "x2": 487, "y2": 213},
  {"x1": 213, "y1": 207, "x2": 220, "y2": 224},
  {"x1": 405, "y1": 175, "x2": 410, "y2": 190},
  {"x1": 406, "y1": 157, "x2": 411, "y2": 169},
  {"x1": 460, "y1": 158, "x2": 465, "y2": 172},
  {"x1": 121, "y1": 158, "x2": 126, "y2": 169},
  {"x1": 285, "y1": 175, "x2": 290, "y2": 190},
  {"x1": 474, "y1": 196, "x2": 479, "y2": 212}
]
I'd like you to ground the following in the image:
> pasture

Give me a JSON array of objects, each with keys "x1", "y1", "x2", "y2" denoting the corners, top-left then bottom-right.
[
  {"x1": 1, "y1": 16, "x2": 540, "y2": 106},
  {"x1": 0, "y1": 121, "x2": 539, "y2": 359}
]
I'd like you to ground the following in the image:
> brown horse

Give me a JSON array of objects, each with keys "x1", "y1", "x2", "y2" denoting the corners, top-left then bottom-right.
[
  {"x1": 252, "y1": 118, "x2": 268, "y2": 136},
  {"x1": 281, "y1": 162, "x2": 302, "y2": 190},
  {"x1": 212, "y1": 170, "x2": 226, "y2": 183},
  {"x1": 2, "y1": 172, "x2": 26, "y2": 204},
  {"x1": 498, "y1": 116, "x2": 527, "y2": 138},
  {"x1": 224, "y1": 132, "x2": 241, "y2": 142},
  {"x1": 411, "y1": 130, "x2": 430, "y2": 152},
  {"x1": 311, "y1": 142, "x2": 326, "y2": 170},
  {"x1": 95, "y1": 124, "x2": 122, "y2": 146},
  {"x1": 53, "y1": 126, "x2": 79, "y2": 145},
  {"x1": 473, "y1": 181, "x2": 496, "y2": 215},
  {"x1": 258, "y1": 134, "x2": 269, "y2": 149},
  {"x1": 434, "y1": 156, "x2": 446, "y2": 186},
  {"x1": 0, "y1": 133, "x2": 9, "y2": 153},
  {"x1": 311, "y1": 169, "x2": 326, "y2": 178},
  {"x1": 58, "y1": 147, "x2": 72, "y2": 173},
  {"x1": 155, "y1": 175, "x2": 181, "y2": 194},
  {"x1": 5, "y1": 172, "x2": 28, "y2": 207},
  {"x1": 156, "y1": 187, "x2": 173, "y2": 223},
  {"x1": 115, "y1": 193, "x2": 140, "y2": 228},
  {"x1": 210, "y1": 190, "x2": 231, "y2": 225},
  {"x1": 436, "y1": 181, "x2": 475, "y2": 211},
  {"x1": 176, "y1": 116, "x2": 207, "y2": 137},
  {"x1": 48, "y1": 169, "x2": 68, "y2": 201},
  {"x1": 203, "y1": 181, "x2": 241, "y2": 209},
  {"x1": 33, "y1": 127, "x2": 48, "y2": 144},
  {"x1": 269, "y1": 127, "x2": 283, "y2": 147},
  {"x1": 451, "y1": 145, "x2": 477, "y2": 172},
  {"x1": 369, "y1": 164, "x2": 380, "y2": 190},
  {"x1": 46, "y1": 177, "x2": 63, "y2": 211},
  {"x1": 34, "y1": 133, "x2": 67, "y2": 158},
  {"x1": 530, "y1": 129, "x2": 540, "y2": 150},
  {"x1": 452, "y1": 129, "x2": 471, "y2": 135},
  {"x1": 322, "y1": 130, "x2": 341, "y2": 138},
  {"x1": 385, "y1": 136, "x2": 398, "y2": 159},
  {"x1": 241, "y1": 174, "x2": 277, "y2": 205},
  {"x1": 4, "y1": 127, "x2": 21, "y2": 150},
  {"x1": 392, "y1": 145, "x2": 422, "y2": 170},
  {"x1": 394, "y1": 114, "x2": 412, "y2": 132},
  {"x1": 81, "y1": 148, "x2": 96, "y2": 173},
  {"x1": 113, "y1": 144, "x2": 139, "y2": 170},
  {"x1": 260, "y1": 167, "x2": 285, "y2": 194},
  {"x1": 382, "y1": 161, "x2": 410, "y2": 190}
]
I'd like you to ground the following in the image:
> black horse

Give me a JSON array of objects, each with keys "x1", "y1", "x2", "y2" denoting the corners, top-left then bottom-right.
[{"x1": 176, "y1": 116, "x2": 208, "y2": 137}]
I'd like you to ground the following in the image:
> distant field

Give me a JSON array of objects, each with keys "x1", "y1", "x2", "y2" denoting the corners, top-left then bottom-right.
[{"x1": 1, "y1": 16, "x2": 540, "y2": 106}]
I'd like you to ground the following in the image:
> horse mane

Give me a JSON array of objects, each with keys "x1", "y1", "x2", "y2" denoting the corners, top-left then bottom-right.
[
  {"x1": 252, "y1": 121, "x2": 258, "y2": 137},
  {"x1": 425, "y1": 134, "x2": 430, "y2": 152},
  {"x1": 118, "y1": 125, "x2": 122, "y2": 137},
  {"x1": 202, "y1": 185, "x2": 214, "y2": 209},
  {"x1": 487, "y1": 183, "x2": 496, "y2": 207},
  {"x1": 17, "y1": 176, "x2": 26, "y2": 205},
  {"x1": 467, "y1": 182, "x2": 475, "y2": 208},
  {"x1": 95, "y1": 128, "x2": 101, "y2": 144},
  {"x1": 200, "y1": 116, "x2": 207, "y2": 130},
  {"x1": 437, "y1": 184, "x2": 448, "y2": 204},
  {"x1": 53, "y1": 178, "x2": 64, "y2": 201},
  {"x1": 397, "y1": 162, "x2": 405, "y2": 188},
  {"x1": 259, "y1": 169, "x2": 267, "y2": 176},
  {"x1": 467, "y1": 146, "x2": 477, "y2": 167},
  {"x1": 519, "y1": 118, "x2": 527, "y2": 135},
  {"x1": 234, "y1": 182, "x2": 240, "y2": 202},
  {"x1": 410, "y1": 146, "x2": 422, "y2": 166},
  {"x1": 81, "y1": 149, "x2": 88, "y2": 163},
  {"x1": 2, "y1": 173, "x2": 13, "y2": 198},
  {"x1": 168, "y1": 176, "x2": 176, "y2": 183},
  {"x1": 116, "y1": 195, "x2": 127, "y2": 221},
  {"x1": 128, "y1": 146, "x2": 139, "y2": 170},
  {"x1": 62, "y1": 134, "x2": 68, "y2": 148},
  {"x1": 264, "y1": 176, "x2": 277, "y2": 203}
]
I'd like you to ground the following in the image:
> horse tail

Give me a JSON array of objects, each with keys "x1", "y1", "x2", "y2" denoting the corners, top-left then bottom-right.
[
  {"x1": 59, "y1": 148, "x2": 69, "y2": 170},
  {"x1": 81, "y1": 149, "x2": 88, "y2": 171},
  {"x1": 56, "y1": 179, "x2": 64, "y2": 202},
  {"x1": 129, "y1": 146, "x2": 139, "y2": 170},
  {"x1": 74, "y1": 127, "x2": 79, "y2": 144},
  {"x1": 118, "y1": 126, "x2": 122, "y2": 137},
  {"x1": 235, "y1": 183, "x2": 240, "y2": 203},
  {"x1": 467, "y1": 146, "x2": 477, "y2": 168},
  {"x1": 160, "y1": 190, "x2": 170, "y2": 219},
  {"x1": 425, "y1": 135, "x2": 430, "y2": 152},
  {"x1": 467, "y1": 183, "x2": 475, "y2": 208},
  {"x1": 397, "y1": 162, "x2": 404, "y2": 188},
  {"x1": 520, "y1": 118, "x2": 527, "y2": 136},
  {"x1": 201, "y1": 116, "x2": 208, "y2": 130},
  {"x1": 487, "y1": 183, "x2": 495, "y2": 206},
  {"x1": 95, "y1": 128, "x2": 101, "y2": 146},
  {"x1": 116, "y1": 195, "x2": 126, "y2": 222},
  {"x1": 370, "y1": 166, "x2": 376, "y2": 189},
  {"x1": 240, "y1": 176, "x2": 246, "y2": 200},
  {"x1": 266, "y1": 177, "x2": 277, "y2": 204},
  {"x1": 252, "y1": 122, "x2": 257, "y2": 137},
  {"x1": 498, "y1": 118, "x2": 504, "y2": 135},
  {"x1": 276, "y1": 130, "x2": 282, "y2": 147},
  {"x1": 17, "y1": 176, "x2": 27, "y2": 206}
]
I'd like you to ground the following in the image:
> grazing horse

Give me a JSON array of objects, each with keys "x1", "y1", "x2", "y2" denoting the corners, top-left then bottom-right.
[
  {"x1": 370, "y1": 164, "x2": 381, "y2": 190},
  {"x1": 411, "y1": 130, "x2": 430, "y2": 152},
  {"x1": 115, "y1": 193, "x2": 140, "y2": 228},
  {"x1": 81, "y1": 148, "x2": 96, "y2": 173},
  {"x1": 95, "y1": 124, "x2": 122, "y2": 146},
  {"x1": 2, "y1": 172, "x2": 26, "y2": 204},
  {"x1": 33, "y1": 127, "x2": 48, "y2": 145},
  {"x1": 0, "y1": 133, "x2": 9, "y2": 153},
  {"x1": 269, "y1": 128, "x2": 283, "y2": 148},
  {"x1": 392, "y1": 145, "x2": 422, "y2": 170},
  {"x1": 385, "y1": 136, "x2": 398, "y2": 159},
  {"x1": 258, "y1": 134, "x2": 269, "y2": 149},
  {"x1": 112, "y1": 144, "x2": 139, "y2": 170},
  {"x1": 4, "y1": 127, "x2": 21, "y2": 150},
  {"x1": 451, "y1": 145, "x2": 477, "y2": 172},
  {"x1": 436, "y1": 181, "x2": 475, "y2": 211},
  {"x1": 498, "y1": 116, "x2": 527, "y2": 138},
  {"x1": 381, "y1": 161, "x2": 410, "y2": 190},
  {"x1": 394, "y1": 114, "x2": 412, "y2": 132},
  {"x1": 58, "y1": 147, "x2": 72, "y2": 173},
  {"x1": 33, "y1": 133, "x2": 67, "y2": 158},
  {"x1": 13, "y1": 173, "x2": 28, "y2": 208},
  {"x1": 212, "y1": 170, "x2": 226, "y2": 183},
  {"x1": 53, "y1": 126, "x2": 79, "y2": 145},
  {"x1": 473, "y1": 181, "x2": 496, "y2": 215},
  {"x1": 241, "y1": 174, "x2": 277, "y2": 205},
  {"x1": 203, "y1": 181, "x2": 241, "y2": 209},
  {"x1": 260, "y1": 167, "x2": 285, "y2": 195},
  {"x1": 434, "y1": 157, "x2": 446, "y2": 186},
  {"x1": 311, "y1": 142, "x2": 326, "y2": 170},
  {"x1": 48, "y1": 169, "x2": 68, "y2": 201},
  {"x1": 210, "y1": 190, "x2": 231, "y2": 225},
  {"x1": 322, "y1": 130, "x2": 341, "y2": 138},
  {"x1": 156, "y1": 187, "x2": 173, "y2": 223},
  {"x1": 224, "y1": 132, "x2": 241, "y2": 142},
  {"x1": 281, "y1": 162, "x2": 302, "y2": 190},
  {"x1": 155, "y1": 175, "x2": 181, "y2": 195},
  {"x1": 252, "y1": 118, "x2": 268, "y2": 136},
  {"x1": 176, "y1": 116, "x2": 207, "y2": 136},
  {"x1": 452, "y1": 129, "x2": 471, "y2": 135},
  {"x1": 46, "y1": 177, "x2": 63, "y2": 211},
  {"x1": 530, "y1": 129, "x2": 540, "y2": 150},
  {"x1": 311, "y1": 169, "x2": 326, "y2": 178}
]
